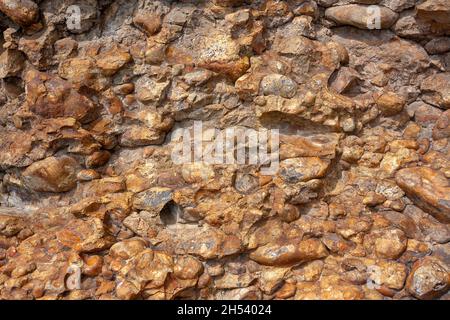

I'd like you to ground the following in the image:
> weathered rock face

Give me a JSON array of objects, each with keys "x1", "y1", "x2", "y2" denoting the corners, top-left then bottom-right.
[{"x1": 0, "y1": 0, "x2": 449, "y2": 301}]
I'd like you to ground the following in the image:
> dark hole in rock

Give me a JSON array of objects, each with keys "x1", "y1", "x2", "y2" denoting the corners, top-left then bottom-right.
[
  {"x1": 2, "y1": 77, "x2": 24, "y2": 99},
  {"x1": 160, "y1": 201, "x2": 180, "y2": 226}
]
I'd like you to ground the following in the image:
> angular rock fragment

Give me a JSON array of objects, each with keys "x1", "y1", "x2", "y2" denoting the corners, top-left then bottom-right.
[
  {"x1": 416, "y1": 0, "x2": 450, "y2": 33},
  {"x1": 0, "y1": 131, "x2": 33, "y2": 169},
  {"x1": 395, "y1": 167, "x2": 450, "y2": 223},
  {"x1": 376, "y1": 91, "x2": 406, "y2": 116},
  {"x1": 0, "y1": 49, "x2": 25, "y2": 78},
  {"x1": 135, "y1": 76, "x2": 170, "y2": 104},
  {"x1": 133, "y1": 187, "x2": 173, "y2": 214},
  {"x1": 24, "y1": 70, "x2": 97, "y2": 122},
  {"x1": 0, "y1": 0, "x2": 39, "y2": 27},
  {"x1": 420, "y1": 73, "x2": 450, "y2": 109},
  {"x1": 375, "y1": 260, "x2": 408, "y2": 291},
  {"x1": 278, "y1": 157, "x2": 330, "y2": 183},
  {"x1": 22, "y1": 156, "x2": 79, "y2": 193},
  {"x1": 96, "y1": 47, "x2": 132, "y2": 76},
  {"x1": 56, "y1": 218, "x2": 112, "y2": 253},
  {"x1": 133, "y1": 11, "x2": 162, "y2": 36}
]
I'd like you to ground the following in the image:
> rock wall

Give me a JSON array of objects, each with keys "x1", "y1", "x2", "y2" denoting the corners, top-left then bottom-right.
[{"x1": 0, "y1": 0, "x2": 449, "y2": 300}]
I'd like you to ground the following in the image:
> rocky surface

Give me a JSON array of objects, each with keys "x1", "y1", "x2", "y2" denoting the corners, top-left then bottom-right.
[{"x1": 0, "y1": 0, "x2": 449, "y2": 300}]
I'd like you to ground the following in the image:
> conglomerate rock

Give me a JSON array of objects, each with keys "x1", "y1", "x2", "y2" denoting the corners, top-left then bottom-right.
[{"x1": 0, "y1": 0, "x2": 449, "y2": 300}]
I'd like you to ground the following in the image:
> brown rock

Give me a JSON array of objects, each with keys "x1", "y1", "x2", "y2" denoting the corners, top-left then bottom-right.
[
  {"x1": 120, "y1": 125, "x2": 166, "y2": 147},
  {"x1": 133, "y1": 12, "x2": 162, "y2": 36},
  {"x1": 406, "y1": 256, "x2": 450, "y2": 300},
  {"x1": 1, "y1": 0, "x2": 450, "y2": 302},
  {"x1": 109, "y1": 238, "x2": 147, "y2": 260},
  {"x1": 135, "y1": 76, "x2": 170, "y2": 104},
  {"x1": 181, "y1": 163, "x2": 215, "y2": 184},
  {"x1": 249, "y1": 238, "x2": 328, "y2": 266},
  {"x1": 395, "y1": 167, "x2": 450, "y2": 223},
  {"x1": 376, "y1": 91, "x2": 406, "y2": 116},
  {"x1": 329, "y1": 67, "x2": 360, "y2": 94},
  {"x1": 56, "y1": 218, "x2": 112, "y2": 253},
  {"x1": 325, "y1": 5, "x2": 398, "y2": 29},
  {"x1": 0, "y1": 49, "x2": 25, "y2": 78},
  {"x1": 425, "y1": 37, "x2": 450, "y2": 55},
  {"x1": 416, "y1": 0, "x2": 450, "y2": 33},
  {"x1": 0, "y1": 131, "x2": 33, "y2": 169},
  {"x1": 0, "y1": 0, "x2": 39, "y2": 26},
  {"x1": 82, "y1": 255, "x2": 103, "y2": 277},
  {"x1": 174, "y1": 256, "x2": 204, "y2": 280},
  {"x1": 421, "y1": 73, "x2": 450, "y2": 109},
  {"x1": 432, "y1": 110, "x2": 450, "y2": 140},
  {"x1": 364, "y1": 228, "x2": 407, "y2": 259},
  {"x1": 22, "y1": 156, "x2": 79, "y2": 193},
  {"x1": 24, "y1": 70, "x2": 97, "y2": 122},
  {"x1": 278, "y1": 157, "x2": 330, "y2": 183},
  {"x1": 133, "y1": 187, "x2": 173, "y2": 214},
  {"x1": 175, "y1": 227, "x2": 241, "y2": 260},
  {"x1": 96, "y1": 47, "x2": 131, "y2": 76},
  {"x1": 85, "y1": 151, "x2": 111, "y2": 168}
]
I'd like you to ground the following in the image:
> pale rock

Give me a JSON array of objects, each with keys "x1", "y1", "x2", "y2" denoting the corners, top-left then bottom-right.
[{"x1": 325, "y1": 5, "x2": 398, "y2": 30}]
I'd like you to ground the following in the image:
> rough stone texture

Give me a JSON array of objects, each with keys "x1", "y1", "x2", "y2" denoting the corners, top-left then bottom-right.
[
  {"x1": 0, "y1": 0, "x2": 39, "y2": 27},
  {"x1": 0, "y1": 0, "x2": 449, "y2": 301}
]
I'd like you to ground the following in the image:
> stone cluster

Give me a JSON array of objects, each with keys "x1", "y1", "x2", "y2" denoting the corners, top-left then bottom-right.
[{"x1": 0, "y1": 0, "x2": 449, "y2": 300}]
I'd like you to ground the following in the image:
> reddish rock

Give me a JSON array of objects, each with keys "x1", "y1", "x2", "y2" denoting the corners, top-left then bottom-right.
[
  {"x1": 249, "y1": 238, "x2": 328, "y2": 266},
  {"x1": 56, "y1": 218, "x2": 112, "y2": 253},
  {"x1": 376, "y1": 91, "x2": 406, "y2": 116},
  {"x1": 133, "y1": 11, "x2": 162, "y2": 36},
  {"x1": 406, "y1": 256, "x2": 450, "y2": 300},
  {"x1": 395, "y1": 167, "x2": 450, "y2": 223},
  {"x1": 22, "y1": 156, "x2": 79, "y2": 193},
  {"x1": 421, "y1": 73, "x2": 450, "y2": 109},
  {"x1": 0, "y1": 0, "x2": 39, "y2": 27},
  {"x1": 24, "y1": 70, "x2": 97, "y2": 122},
  {"x1": 95, "y1": 47, "x2": 131, "y2": 76},
  {"x1": 325, "y1": 5, "x2": 398, "y2": 29}
]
